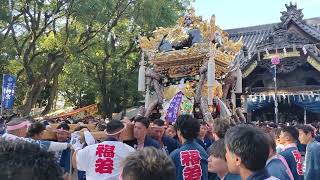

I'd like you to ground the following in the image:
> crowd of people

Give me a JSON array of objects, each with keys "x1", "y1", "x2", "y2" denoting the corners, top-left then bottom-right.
[{"x1": 0, "y1": 114, "x2": 320, "y2": 180}]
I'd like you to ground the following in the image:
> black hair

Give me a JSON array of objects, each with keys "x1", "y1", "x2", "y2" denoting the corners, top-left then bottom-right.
[
  {"x1": 40, "y1": 120, "x2": 50, "y2": 127},
  {"x1": 266, "y1": 133, "x2": 277, "y2": 153},
  {"x1": 6, "y1": 117, "x2": 26, "y2": 126},
  {"x1": 122, "y1": 147, "x2": 175, "y2": 180},
  {"x1": 96, "y1": 123, "x2": 107, "y2": 131},
  {"x1": 149, "y1": 113, "x2": 161, "y2": 122},
  {"x1": 64, "y1": 120, "x2": 71, "y2": 124},
  {"x1": 281, "y1": 126, "x2": 299, "y2": 141},
  {"x1": 167, "y1": 123, "x2": 177, "y2": 131},
  {"x1": 175, "y1": 115, "x2": 200, "y2": 140},
  {"x1": 207, "y1": 139, "x2": 226, "y2": 160},
  {"x1": 0, "y1": 139, "x2": 63, "y2": 180},
  {"x1": 296, "y1": 125, "x2": 315, "y2": 138},
  {"x1": 213, "y1": 118, "x2": 230, "y2": 139},
  {"x1": 134, "y1": 116, "x2": 150, "y2": 129},
  {"x1": 225, "y1": 124, "x2": 269, "y2": 172},
  {"x1": 26, "y1": 122, "x2": 45, "y2": 138},
  {"x1": 106, "y1": 120, "x2": 124, "y2": 134},
  {"x1": 270, "y1": 128, "x2": 282, "y2": 139},
  {"x1": 153, "y1": 119, "x2": 165, "y2": 127},
  {"x1": 5, "y1": 114, "x2": 18, "y2": 122},
  {"x1": 0, "y1": 116, "x2": 4, "y2": 124},
  {"x1": 200, "y1": 120, "x2": 207, "y2": 126},
  {"x1": 56, "y1": 122, "x2": 70, "y2": 131}
]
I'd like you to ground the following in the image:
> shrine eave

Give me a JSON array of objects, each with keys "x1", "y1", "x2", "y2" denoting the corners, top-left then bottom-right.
[{"x1": 244, "y1": 85, "x2": 320, "y2": 95}]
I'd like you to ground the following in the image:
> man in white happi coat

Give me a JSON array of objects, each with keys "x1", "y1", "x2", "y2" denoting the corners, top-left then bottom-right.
[{"x1": 72, "y1": 120, "x2": 135, "y2": 180}]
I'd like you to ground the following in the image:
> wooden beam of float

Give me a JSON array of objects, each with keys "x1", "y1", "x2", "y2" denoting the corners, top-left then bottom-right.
[
  {"x1": 50, "y1": 124, "x2": 96, "y2": 132},
  {"x1": 42, "y1": 123, "x2": 134, "y2": 141},
  {"x1": 41, "y1": 130, "x2": 108, "y2": 142}
]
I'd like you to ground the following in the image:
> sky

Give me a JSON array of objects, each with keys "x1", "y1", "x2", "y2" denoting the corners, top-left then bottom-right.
[{"x1": 193, "y1": 0, "x2": 320, "y2": 29}]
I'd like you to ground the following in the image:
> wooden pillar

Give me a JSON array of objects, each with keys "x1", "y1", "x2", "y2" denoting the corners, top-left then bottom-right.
[{"x1": 243, "y1": 95, "x2": 252, "y2": 122}]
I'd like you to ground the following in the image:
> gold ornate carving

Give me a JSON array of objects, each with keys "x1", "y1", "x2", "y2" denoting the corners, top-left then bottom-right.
[
  {"x1": 163, "y1": 81, "x2": 222, "y2": 100},
  {"x1": 139, "y1": 8, "x2": 243, "y2": 79},
  {"x1": 201, "y1": 82, "x2": 223, "y2": 98}
]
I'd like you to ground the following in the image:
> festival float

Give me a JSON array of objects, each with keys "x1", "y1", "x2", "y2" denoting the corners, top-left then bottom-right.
[
  {"x1": 137, "y1": 9, "x2": 244, "y2": 123},
  {"x1": 41, "y1": 9, "x2": 246, "y2": 141}
]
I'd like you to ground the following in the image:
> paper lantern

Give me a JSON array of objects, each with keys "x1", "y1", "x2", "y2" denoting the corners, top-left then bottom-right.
[
  {"x1": 138, "y1": 52, "x2": 145, "y2": 92},
  {"x1": 207, "y1": 58, "x2": 216, "y2": 87},
  {"x1": 271, "y1": 55, "x2": 280, "y2": 65}
]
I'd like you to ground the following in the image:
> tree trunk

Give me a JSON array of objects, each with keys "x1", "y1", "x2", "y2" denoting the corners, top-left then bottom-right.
[
  {"x1": 100, "y1": 86, "x2": 113, "y2": 119},
  {"x1": 41, "y1": 75, "x2": 58, "y2": 115},
  {"x1": 78, "y1": 90, "x2": 82, "y2": 108},
  {"x1": 97, "y1": 56, "x2": 114, "y2": 119},
  {"x1": 122, "y1": 80, "x2": 128, "y2": 118},
  {"x1": 20, "y1": 81, "x2": 46, "y2": 116}
]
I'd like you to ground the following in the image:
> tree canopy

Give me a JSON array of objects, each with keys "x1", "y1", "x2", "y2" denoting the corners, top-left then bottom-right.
[{"x1": 0, "y1": 0, "x2": 190, "y2": 117}]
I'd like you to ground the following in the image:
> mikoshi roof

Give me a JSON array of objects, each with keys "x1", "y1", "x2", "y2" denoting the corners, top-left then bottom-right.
[{"x1": 139, "y1": 8, "x2": 243, "y2": 80}]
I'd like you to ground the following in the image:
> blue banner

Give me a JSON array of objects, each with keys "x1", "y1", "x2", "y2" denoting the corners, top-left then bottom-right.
[
  {"x1": 1, "y1": 74, "x2": 17, "y2": 110},
  {"x1": 165, "y1": 91, "x2": 184, "y2": 123}
]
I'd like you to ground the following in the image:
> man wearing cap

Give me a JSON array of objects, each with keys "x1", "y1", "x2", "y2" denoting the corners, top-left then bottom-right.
[
  {"x1": 2, "y1": 117, "x2": 70, "y2": 152},
  {"x1": 72, "y1": 120, "x2": 135, "y2": 180}
]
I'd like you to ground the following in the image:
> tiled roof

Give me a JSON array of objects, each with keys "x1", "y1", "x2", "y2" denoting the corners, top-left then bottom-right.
[
  {"x1": 226, "y1": 25, "x2": 273, "y2": 55},
  {"x1": 226, "y1": 17, "x2": 320, "y2": 51},
  {"x1": 305, "y1": 17, "x2": 320, "y2": 29},
  {"x1": 226, "y1": 17, "x2": 320, "y2": 69}
]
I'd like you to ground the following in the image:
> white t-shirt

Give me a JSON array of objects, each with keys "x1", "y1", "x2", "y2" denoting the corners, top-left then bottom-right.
[{"x1": 76, "y1": 141, "x2": 135, "y2": 180}]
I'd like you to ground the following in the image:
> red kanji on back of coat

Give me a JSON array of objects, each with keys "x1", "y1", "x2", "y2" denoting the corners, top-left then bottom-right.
[
  {"x1": 95, "y1": 145, "x2": 115, "y2": 174},
  {"x1": 180, "y1": 150, "x2": 202, "y2": 180},
  {"x1": 292, "y1": 150, "x2": 303, "y2": 175}
]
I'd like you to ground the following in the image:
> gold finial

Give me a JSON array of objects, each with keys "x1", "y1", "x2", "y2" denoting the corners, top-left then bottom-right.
[{"x1": 209, "y1": 14, "x2": 216, "y2": 41}]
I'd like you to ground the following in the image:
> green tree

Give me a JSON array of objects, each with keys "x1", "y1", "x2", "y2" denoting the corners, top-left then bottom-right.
[
  {"x1": 0, "y1": 0, "x2": 189, "y2": 116},
  {"x1": 0, "y1": 0, "x2": 130, "y2": 115},
  {"x1": 59, "y1": 59, "x2": 97, "y2": 108},
  {"x1": 78, "y1": 0, "x2": 187, "y2": 118}
]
